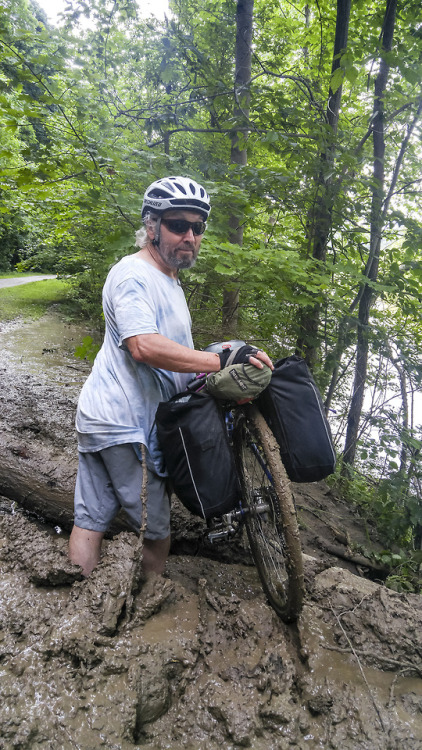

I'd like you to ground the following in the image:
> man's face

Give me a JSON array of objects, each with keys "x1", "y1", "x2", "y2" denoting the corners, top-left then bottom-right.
[{"x1": 150, "y1": 210, "x2": 205, "y2": 271}]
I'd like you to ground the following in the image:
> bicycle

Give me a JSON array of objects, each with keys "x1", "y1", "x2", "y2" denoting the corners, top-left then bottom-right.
[{"x1": 192, "y1": 343, "x2": 305, "y2": 623}]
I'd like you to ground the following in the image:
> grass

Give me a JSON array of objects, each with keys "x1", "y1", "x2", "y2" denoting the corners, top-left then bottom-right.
[{"x1": 0, "y1": 279, "x2": 71, "y2": 322}]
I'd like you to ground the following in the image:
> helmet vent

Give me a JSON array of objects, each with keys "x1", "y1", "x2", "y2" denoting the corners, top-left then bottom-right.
[
  {"x1": 161, "y1": 181, "x2": 177, "y2": 193},
  {"x1": 173, "y1": 181, "x2": 187, "y2": 194},
  {"x1": 149, "y1": 187, "x2": 173, "y2": 199}
]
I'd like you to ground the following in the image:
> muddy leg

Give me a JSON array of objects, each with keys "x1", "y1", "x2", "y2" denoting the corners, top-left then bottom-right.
[
  {"x1": 69, "y1": 526, "x2": 105, "y2": 576},
  {"x1": 142, "y1": 535, "x2": 171, "y2": 576}
]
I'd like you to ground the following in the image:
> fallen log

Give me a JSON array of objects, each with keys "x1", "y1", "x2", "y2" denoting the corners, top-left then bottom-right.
[
  {"x1": 0, "y1": 357, "x2": 131, "y2": 533},
  {"x1": 0, "y1": 441, "x2": 133, "y2": 535},
  {"x1": 0, "y1": 449, "x2": 76, "y2": 528},
  {"x1": 313, "y1": 535, "x2": 389, "y2": 576}
]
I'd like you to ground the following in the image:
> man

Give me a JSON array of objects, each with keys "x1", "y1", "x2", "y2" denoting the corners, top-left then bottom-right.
[{"x1": 69, "y1": 176, "x2": 272, "y2": 576}]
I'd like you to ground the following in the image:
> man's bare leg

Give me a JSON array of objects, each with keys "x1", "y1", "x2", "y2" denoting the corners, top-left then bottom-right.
[
  {"x1": 69, "y1": 526, "x2": 105, "y2": 577},
  {"x1": 142, "y1": 535, "x2": 171, "y2": 575},
  {"x1": 69, "y1": 527, "x2": 169, "y2": 577}
]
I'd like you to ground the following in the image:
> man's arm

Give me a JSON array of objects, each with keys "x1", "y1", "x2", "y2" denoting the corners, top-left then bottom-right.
[{"x1": 125, "y1": 334, "x2": 273, "y2": 373}]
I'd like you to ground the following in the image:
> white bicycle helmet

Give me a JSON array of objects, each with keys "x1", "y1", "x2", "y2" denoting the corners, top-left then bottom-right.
[
  {"x1": 204, "y1": 340, "x2": 246, "y2": 354},
  {"x1": 142, "y1": 176, "x2": 211, "y2": 220}
]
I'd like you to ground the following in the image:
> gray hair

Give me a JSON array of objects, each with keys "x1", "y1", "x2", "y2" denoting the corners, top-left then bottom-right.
[{"x1": 134, "y1": 211, "x2": 158, "y2": 249}]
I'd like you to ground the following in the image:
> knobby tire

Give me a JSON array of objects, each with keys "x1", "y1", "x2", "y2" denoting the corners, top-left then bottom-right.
[{"x1": 233, "y1": 403, "x2": 305, "y2": 622}]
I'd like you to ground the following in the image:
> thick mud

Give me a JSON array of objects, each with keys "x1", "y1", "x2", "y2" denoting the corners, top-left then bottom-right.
[
  {"x1": 0, "y1": 312, "x2": 422, "y2": 749},
  {"x1": 1, "y1": 512, "x2": 421, "y2": 749}
]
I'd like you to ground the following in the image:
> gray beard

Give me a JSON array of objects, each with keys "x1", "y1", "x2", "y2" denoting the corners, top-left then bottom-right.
[
  {"x1": 171, "y1": 255, "x2": 197, "y2": 270},
  {"x1": 156, "y1": 246, "x2": 197, "y2": 270}
]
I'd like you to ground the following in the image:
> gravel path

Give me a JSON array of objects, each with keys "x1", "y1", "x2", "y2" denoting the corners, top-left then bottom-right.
[{"x1": 0, "y1": 275, "x2": 56, "y2": 289}]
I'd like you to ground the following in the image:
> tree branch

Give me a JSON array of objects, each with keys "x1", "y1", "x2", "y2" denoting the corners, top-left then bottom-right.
[
  {"x1": 329, "y1": 603, "x2": 388, "y2": 732},
  {"x1": 0, "y1": 36, "x2": 136, "y2": 228},
  {"x1": 382, "y1": 95, "x2": 422, "y2": 220},
  {"x1": 9, "y1": 171, "x2": 88, "y2": 188},
  {"x1": 146, "y1": 126, "x2": 316, "y2": 148}
]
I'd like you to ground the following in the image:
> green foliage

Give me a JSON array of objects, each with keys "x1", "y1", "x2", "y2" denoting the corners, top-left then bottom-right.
[
  {"x1": 74, "y1": 335, "x2": 100, "y2": 363},
  {"x1": 333, "y1": 463, "x2": 420, "y2": 551},
  {"x1": 65, "y1": 266, "x2": 108, "y2": 322},
  {"x1": 374, "y1": 549, "x2": 422, "y2": 594}
]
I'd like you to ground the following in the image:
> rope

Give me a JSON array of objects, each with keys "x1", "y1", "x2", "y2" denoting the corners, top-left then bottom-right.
[{"x1": 123, "y1": 444, "x2": 148, "y2": 620}]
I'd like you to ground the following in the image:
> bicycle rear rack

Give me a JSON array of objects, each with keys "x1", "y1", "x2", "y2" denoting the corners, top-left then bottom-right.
[
  {"x1": 206, "y1": 502, "x2": 270, "y2": 543},
  {"x1": 206, "y1": 509, "x2": 244, "y2": 542}
]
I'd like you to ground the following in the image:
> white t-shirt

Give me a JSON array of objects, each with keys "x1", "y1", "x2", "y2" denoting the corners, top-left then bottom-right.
[{"x1": 76, "y1": 254, "x2": 194, "y2": 474}]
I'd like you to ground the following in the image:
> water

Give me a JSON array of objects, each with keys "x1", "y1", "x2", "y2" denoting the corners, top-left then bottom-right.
[{"x1": 0, "y1": 312, "x2": 94, "y2": 388}]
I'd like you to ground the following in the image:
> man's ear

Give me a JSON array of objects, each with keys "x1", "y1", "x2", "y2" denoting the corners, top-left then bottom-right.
[
  {"x1": 145, "y1": 221, "x2": 156, "y2": 241},
  {"x1": 150, "y1": 216, "x2": 161, "y2": 247}
]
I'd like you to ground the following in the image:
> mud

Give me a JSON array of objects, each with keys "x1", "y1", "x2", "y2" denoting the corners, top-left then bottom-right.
[
  {"x1": 0, "y1": 312, "x2": 422, "y2": 749},
  {"x1": 1, "y1": 512, "x2": 421, "y2": 749},
  {"x1": 0, "y1": 314, "x2": 89, "y2": 527}
]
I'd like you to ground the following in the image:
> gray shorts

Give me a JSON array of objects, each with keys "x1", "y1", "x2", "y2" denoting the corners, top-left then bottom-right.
[{"x1": 74, "y1": 444, "x2": 170, "y2": 540}]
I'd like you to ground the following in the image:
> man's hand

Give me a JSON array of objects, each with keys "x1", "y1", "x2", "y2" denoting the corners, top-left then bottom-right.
[
  {"x1": 218, "y1": 345, "x2": 273, "y2": 371},
  {"x1": 249, "y1": 350, "x2": 274, "y2": 371}
]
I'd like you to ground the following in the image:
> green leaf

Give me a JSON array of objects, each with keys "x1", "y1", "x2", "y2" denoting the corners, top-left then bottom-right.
[
  {"x1": 330, "y1": 67, "x2": 344, "y2": 94},
  {"x1": 402, "y1": 67, "x2": 420, "y2": 85},
  {"x1": 345, "y1": 66, "x2": 359, "y2": 85},
  {"x1": 213, "y1": 263, "x2": 233, "y2": 275}
]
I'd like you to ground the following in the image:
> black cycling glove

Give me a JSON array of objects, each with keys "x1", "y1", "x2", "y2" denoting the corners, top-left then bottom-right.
[{"x1": 218, "y1": 345, "x2": 260, "y2": 369}]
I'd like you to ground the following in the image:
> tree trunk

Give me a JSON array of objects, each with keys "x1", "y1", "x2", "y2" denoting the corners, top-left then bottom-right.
[
  {"x1": 296, "y1": 0, "x2": 351, "y2": 367},
  {"x1": 222, "y1": 0, "x2": 254, "y2": 336},
  {"x1": 389, "y1": 349, "x2": 410, "y2": 474},
  {"x1": 342, "y1": 0, "x2": 398, "y2": 468},
  {"x1": 324, "y1": 90, "x2": 422, "y2": 416}
]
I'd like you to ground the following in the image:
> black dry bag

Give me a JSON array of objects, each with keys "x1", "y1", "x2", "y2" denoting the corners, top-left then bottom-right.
[
  {"x1": 155, "y1": 391, "x2": 240, "y2": 519},
  {"x1": 256, "y1": 355, "x2": 336, "y2": 483}
]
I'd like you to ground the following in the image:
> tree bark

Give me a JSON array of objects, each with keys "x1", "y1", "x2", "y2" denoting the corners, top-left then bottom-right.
[
  {"x1": 324, "y1": 96, "x2": 421, "y2": 416},
  {"x1": 0, "y1": 438, "x2": 132, "y2": 535},
  {"x1": 296, "y1": 0, "x2": 351, "y2": 367},
  {"x1": 342, "y1": 0, "x2": 398, "y2": 468},
  {"x1": 387, "y1": 347, "x2": 410, "y2": 474},
  {"x1": 0, "y1": 353, "x2": 132, "y2": 535},
  {"x1": 222, "y1": 0, "x2": 254, "y2": 336}
]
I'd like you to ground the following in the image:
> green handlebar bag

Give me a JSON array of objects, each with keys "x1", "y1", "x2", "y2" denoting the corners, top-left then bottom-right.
[{"x1": 206, "y1": 362, "x2": 272, "y2": 402}]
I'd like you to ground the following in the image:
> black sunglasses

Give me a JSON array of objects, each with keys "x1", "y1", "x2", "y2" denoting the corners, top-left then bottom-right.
[{"x1": 161, "y1": 218, "x2": 206, "y2": 236}]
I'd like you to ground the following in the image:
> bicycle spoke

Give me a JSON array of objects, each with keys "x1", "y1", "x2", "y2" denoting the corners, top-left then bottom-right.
[{"x1": 233, "y1": 405, "x2": 304, "y2": 622}]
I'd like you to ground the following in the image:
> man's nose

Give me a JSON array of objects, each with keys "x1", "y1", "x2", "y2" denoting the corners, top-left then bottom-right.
[{"x1": 182, "y1": 226, "x2": 196, "y2": 241}]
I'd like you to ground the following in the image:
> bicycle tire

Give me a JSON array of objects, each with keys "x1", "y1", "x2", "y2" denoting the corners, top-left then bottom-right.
[{"x1": 233, "y1": 403, "x2": 305, "y2": 622}]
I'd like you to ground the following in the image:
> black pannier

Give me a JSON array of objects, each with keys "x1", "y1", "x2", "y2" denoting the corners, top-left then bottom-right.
[
  {"x1": 256, "y1": 355, "x2": 336, "y2": 483},
  {"x1": 155, "y1": 391, "x2": 240, "y2": 519}
]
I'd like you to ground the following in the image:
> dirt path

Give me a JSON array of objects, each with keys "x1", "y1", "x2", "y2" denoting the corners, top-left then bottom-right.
[{"x1": 0, "y1": 311, "x2": 421, "y2": 749}]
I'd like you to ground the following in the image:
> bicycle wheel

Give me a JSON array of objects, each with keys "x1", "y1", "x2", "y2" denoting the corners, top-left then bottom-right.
[{"x1": 233, "y1": 403, "x2": 304, "y2": 622}]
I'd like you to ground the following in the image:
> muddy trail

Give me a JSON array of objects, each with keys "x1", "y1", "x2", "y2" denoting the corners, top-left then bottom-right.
[{"x1": 0, "y1": 312, "x2": 421, "y2": 749}]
